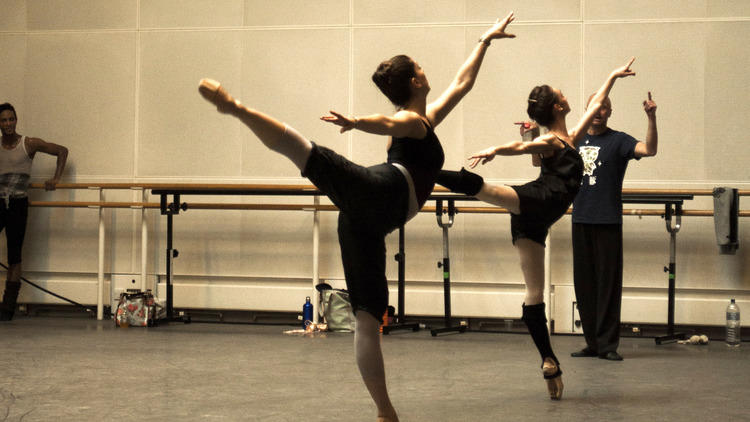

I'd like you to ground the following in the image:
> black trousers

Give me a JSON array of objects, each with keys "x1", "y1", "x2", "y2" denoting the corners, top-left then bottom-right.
[
  {"x1": 572, "y1": 223, "x2": 623, "y2": 354},
  {"x1": 0, "y1": 197, "x2": 29, "y2": 265},
  {"x1": 302, "y1": 143, "x2": 409, "y2": 322}
]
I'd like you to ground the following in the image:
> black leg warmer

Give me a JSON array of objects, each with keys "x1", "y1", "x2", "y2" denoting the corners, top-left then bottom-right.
[
  {"x1": 521, "y1": 303, "x2": 559, "y2": 368},
  {"x1": 0, "y1": 280, "x2": 21, "y2": 321},
  {"x1": 436, "y1": 168, "x2": 484, "y2": 196}
]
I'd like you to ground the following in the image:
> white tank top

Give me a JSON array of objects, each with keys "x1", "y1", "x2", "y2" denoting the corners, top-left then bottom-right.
[{"x1": 0, "y1": 136, "x2": 33, "y2": 197}]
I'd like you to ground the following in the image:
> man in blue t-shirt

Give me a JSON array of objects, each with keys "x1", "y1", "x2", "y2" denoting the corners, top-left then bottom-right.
[{"x1": 570, "y1": 92, "x2": 658, "y2": 361}]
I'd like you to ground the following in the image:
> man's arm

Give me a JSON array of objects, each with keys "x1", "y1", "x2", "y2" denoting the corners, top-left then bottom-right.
[
  {"x1": 26, "y1": 137, "x2": 68, "y2": 190},
  {"x1": 634, "y1": 91, "x2": 657, "y2": 157}
]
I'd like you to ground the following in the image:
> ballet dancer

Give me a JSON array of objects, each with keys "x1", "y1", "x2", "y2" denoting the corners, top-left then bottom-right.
[
  {"x1": 198, "y1": 12, "x2": 517, "y2": 421},
  {"x1": 437, "y1": 58, "x2": 637, "y2": 400}
]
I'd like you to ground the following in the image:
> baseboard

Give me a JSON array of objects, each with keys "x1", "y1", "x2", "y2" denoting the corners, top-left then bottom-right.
[
  {"x1": 554, "y1": 285, "x2": 748, "y2": 334},
  {"x1": 11, "y1": 276, "x2": 747, "y2": 334}
]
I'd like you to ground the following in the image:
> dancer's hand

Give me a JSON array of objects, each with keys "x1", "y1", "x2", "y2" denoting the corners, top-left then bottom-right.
[
  {"x1": 480, "y1": 11, "x2": 516, "y2": 43},
  {"x1": 468, "y1": 146, "x2": 498, "y2": 168},
  {"x1": 321, "y1": 110, "x2": 356, "y2": 133},
  {"x1": 643, "y1": 91, "x2": 657, "y2": 118},
  {"x1": 611, "y1": 57, "x2": 636, "y2": 79}
]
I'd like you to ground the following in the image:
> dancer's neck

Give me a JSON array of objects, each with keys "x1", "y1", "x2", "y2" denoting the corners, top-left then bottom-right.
[
  {"x1": 547, "y1": 118, "x2": 569, "y2": 141},
  {"x1": 403, "y1": 96, "x2": 427, "y2": 118}
]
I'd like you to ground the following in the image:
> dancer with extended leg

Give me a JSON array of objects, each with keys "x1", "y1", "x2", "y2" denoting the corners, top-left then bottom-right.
[
  {"x1": 198, "y1": 12, "x2": 516, "y2": 421},
  {"x1": 437, "y1": 58, "x2": 637, "y2": 400}
]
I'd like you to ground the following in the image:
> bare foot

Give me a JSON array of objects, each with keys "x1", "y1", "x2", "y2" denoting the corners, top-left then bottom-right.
[
  {"x1": 542, "y1": 357, "x2": 563, "y2": 400},
  {"x1": 198, "y1": 78, "x2": 239, "y2": 113}
]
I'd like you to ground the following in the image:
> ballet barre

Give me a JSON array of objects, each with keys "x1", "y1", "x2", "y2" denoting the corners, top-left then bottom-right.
[
  {"x1": 621, "y1": 193, "x2": 693, "y2": 344},
  {"x1": 26, "y1": 183, "x2": 749, "y2": 330},
  {"x1": 151, "y1": 186, "x2": 326, "y2": 323}
]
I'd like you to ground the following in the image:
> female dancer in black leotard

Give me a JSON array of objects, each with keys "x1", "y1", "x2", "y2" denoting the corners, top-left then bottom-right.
[
  {"x1": 198, "y1": 12, "x2": 516, "y2": 422},
  {"x1": 438, "y1": 58, "x2": 636, "y2": 400}
]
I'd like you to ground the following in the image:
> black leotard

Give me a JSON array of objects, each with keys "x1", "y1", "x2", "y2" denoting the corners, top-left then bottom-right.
[
  {"x1": 387, "y1": 119, "x2": 444, "y2": 208},
  {"x1": 510, "y1": 139, "x2": 583, "y2": 246},
  {"x1": 300, "y1": 120, "x2": 444, "y2": 321}
]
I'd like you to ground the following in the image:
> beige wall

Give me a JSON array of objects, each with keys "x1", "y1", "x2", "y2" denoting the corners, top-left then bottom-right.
[{"x1": 2, "y1": 1, "x2": 748, "y2": 326}]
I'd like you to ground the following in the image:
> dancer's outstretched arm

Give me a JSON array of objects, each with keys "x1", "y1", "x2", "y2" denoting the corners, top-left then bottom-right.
[
  {"x1": 467, "y1": 133, "x2": 559, "y2": 168},
  {"x1": 427, "y1": 11, "x2": 516, "y2": 127},
  {"x1": 570, "y1": 58, "x2": 636, "y2": 145},
  {"x1": 320, "y1": 109, "x2": 427, "y2": 139}
]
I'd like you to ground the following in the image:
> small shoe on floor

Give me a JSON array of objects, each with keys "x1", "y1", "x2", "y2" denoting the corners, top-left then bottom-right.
[
  {"x1": 571, "y1": 347, "x2": 597, "y2": 357},
  {"x1": 598, "y1": 351, "x2": 623, "y2": 361}
]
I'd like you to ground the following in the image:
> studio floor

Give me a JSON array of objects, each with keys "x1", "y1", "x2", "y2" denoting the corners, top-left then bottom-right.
[{"x1": 0, "y1": 316, "x2": 748, "y2": 422}]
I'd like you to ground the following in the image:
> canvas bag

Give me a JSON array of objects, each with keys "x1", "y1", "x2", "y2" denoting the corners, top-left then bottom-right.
[
  {"x1": 114, "y1": 289, "x2": 161, "y2": 327},
  {"x1": 319, "y1": 289, "x2": 356, "y2": 332}
]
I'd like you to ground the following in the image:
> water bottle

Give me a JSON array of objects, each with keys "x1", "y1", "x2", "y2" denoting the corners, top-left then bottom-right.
[
  {"x1": 726, "y1": 298, "x2": 741, "y2": 347},
  {"x1": 302, "y1": 296, "x2": 313, "y2": 329}
]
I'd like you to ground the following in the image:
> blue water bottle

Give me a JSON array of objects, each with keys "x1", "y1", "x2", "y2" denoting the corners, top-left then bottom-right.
[{"x1": 302, "y1": 296, "x2": 313, "y2": 329}]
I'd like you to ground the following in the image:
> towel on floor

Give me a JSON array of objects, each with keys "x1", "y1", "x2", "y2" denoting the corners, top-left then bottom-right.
[{"x1": 713, "y1": 187, "x2": 739, "y2": 254}]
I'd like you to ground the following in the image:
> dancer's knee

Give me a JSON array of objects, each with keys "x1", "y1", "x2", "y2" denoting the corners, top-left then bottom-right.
[
  {"x1": 355, "y1": 309, "x2": 381, "y2": 332},
  {"x1": 279, "y1": 124, "x2": 313, "y2": 171}
]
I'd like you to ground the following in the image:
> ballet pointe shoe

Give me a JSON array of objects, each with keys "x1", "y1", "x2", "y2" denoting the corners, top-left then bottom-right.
[
  {"x1": 542, "y1": 357, "x2": 563, "y2": 400},
  {"x1": 198, "y1": 78, "x2": 238, "y2": 113}
]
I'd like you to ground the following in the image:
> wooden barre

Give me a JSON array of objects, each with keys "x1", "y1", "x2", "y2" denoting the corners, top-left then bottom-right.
[
  {"x1": 26, "y1": 201, "x2": 749, "y2": 217},
  {"x1": 27, "y1": 182, "x2": 749, "y2": 197}
]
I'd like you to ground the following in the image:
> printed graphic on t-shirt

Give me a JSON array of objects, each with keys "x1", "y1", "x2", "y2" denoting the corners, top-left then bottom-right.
[{"x1": 579, "y1": 145, "x2": 600, "y2": 185}]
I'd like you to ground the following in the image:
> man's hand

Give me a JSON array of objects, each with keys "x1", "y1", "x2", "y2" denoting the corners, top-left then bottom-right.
[
  {"x1": 643, "y1": 91, "x2": 657, "y2": 118},
  {"x1": 44, "y1": 179, "x2": 59, "y2": 191}
]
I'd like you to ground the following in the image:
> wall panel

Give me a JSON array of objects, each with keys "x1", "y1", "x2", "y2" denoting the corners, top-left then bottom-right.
[
  {"x1": 6, "y1": 1, "x2": 748, "y2": 325},
  {"x1": 25, "y1": 32, "x2": 136, "y2": 178},
  {"x1": 26, "y1": 0, "x2": 136, "y2": 30}
]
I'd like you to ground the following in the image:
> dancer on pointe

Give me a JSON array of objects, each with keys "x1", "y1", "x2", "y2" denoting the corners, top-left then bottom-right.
[
  {"x1": 198, "y1": 12, "x2": 516, "y2": 421},
  {"x1": 436, "y1": 58, "x2": 637, "y2": 400}
]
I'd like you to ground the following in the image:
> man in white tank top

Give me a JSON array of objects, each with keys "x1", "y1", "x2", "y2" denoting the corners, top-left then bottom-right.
[{"x1": 0, "y1": 102, "x2": 68, "y2": 321}]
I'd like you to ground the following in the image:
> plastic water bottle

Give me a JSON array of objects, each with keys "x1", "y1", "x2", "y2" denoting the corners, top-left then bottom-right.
[
  {"x1": 726, "y1": 298, "x2": 741, "y2": 347},
  {"x1": 302, "y1": 296, "x2": 313, "y2": 329}
]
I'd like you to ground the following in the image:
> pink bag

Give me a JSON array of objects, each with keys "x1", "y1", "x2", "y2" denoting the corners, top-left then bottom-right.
[{"x1": 114, "y1": 290, "x2": 161, "y2": 327}]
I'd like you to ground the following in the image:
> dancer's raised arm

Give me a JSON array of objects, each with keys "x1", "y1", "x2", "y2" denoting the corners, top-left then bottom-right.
[
  {"x1": 427, "y1": 11, "x2": 516, "y2": 127},
  {"x1": 569, "y1": 58, "x2": 636, "y2": 145}
]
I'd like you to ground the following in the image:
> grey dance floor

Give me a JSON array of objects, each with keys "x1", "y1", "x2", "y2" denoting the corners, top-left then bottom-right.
[{"x1": 1, "y1": 316, "x2": 748, "y2": 422}]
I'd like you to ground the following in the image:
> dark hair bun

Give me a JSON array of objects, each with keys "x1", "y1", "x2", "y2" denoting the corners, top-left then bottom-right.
[
  {"x1": 372, "y1": 55, "x2": 416, "y2": 108},
  {"x1": 526, "y1": 85, "x2": 557, "y2": 127}
]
